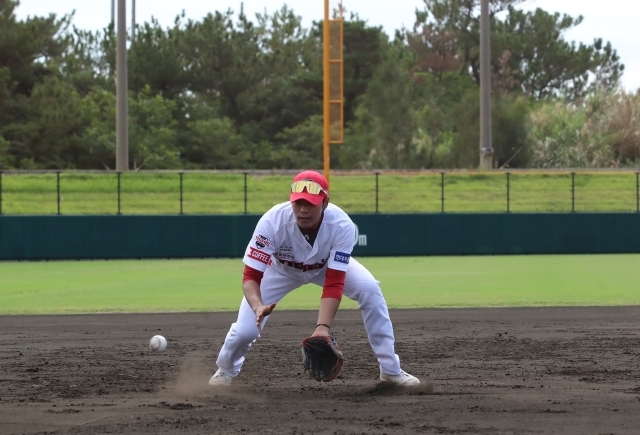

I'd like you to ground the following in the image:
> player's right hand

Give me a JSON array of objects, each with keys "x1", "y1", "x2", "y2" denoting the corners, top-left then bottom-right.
[{"x1": 254, "y1": 303, "x2": 276, "y2": 332}]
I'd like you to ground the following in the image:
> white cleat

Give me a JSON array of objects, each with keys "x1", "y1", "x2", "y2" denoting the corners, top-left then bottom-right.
[
  {"x1": 209, "y1": 369, "x2": 234, "y2": 386},
  {"x1": 380, "y1": 369, "x2": 420, "y2": 386}
]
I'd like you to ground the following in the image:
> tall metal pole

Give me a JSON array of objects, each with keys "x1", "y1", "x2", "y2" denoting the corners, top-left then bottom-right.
[
  {"x1": 116, "y1": 0, "x2": 129, "y2": 172},
  {"x1": 111, "y1": 0, "x2": 115, "y2": 25},
  {"x1": 479, "y1": 0, "x2": 493, "y2": 170},
  {"x1": 322, "y1": 0, "x2": 331, "y2": 184},
  {"x1": 131, "y1": 0, "x2": 136, "y2": 41}
]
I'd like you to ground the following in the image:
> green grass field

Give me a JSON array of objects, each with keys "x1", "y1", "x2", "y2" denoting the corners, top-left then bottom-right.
[
  {"x1": 1, "y1": 254, "x2": 639, "y2": 315},
  {"x1": 1, "y1": 171, "x2": 639, "y2": 214}
]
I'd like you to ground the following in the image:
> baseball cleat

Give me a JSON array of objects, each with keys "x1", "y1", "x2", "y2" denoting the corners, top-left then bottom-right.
[
  {"x1": 209, "y1": 369, "x2": 234, "y2": 386},
  {"x1": 380, "y1": 369, "x2": 420, "y2": 386}
]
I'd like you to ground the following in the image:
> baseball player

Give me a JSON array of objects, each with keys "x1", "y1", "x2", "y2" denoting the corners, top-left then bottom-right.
[{"x1": 209, "y1": 170, "x2": 420, "y2": 386}]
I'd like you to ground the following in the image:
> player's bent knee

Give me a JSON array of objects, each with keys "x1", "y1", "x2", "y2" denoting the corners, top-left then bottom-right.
[
  {"x1": 349, "y1": 286, "x2": 387, "y2": 310},
  {"x1": 228, "y1": 323, "x2": 261, "y2": 344},
  {"x1": 349, "y1": 280, "x2": 383, "y2": 298}
]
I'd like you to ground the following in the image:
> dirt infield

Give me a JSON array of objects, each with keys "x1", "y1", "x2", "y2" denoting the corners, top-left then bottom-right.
[{"x1": 1, "y1": 307, "x2": 639, "y2": 434}]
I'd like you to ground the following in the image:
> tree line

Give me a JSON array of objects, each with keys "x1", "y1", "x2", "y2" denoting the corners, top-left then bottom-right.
[{"x1": 0, "y1": 0, "x2": 638, "y2": 170}]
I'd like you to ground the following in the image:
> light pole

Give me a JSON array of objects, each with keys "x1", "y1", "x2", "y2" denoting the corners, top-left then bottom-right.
[
  {"x1": 115, "y1": 0, "x2": 128, "y2": 172},
  {"x1": 131, "y1": 0, "x2": 136, "y2": 41},
  {"x1": 479, "y1": 0, "x2": 493, "y2": 170}
]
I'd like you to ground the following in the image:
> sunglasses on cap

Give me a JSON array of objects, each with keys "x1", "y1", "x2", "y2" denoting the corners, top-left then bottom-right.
[{"x1": 290, "y1": 180, "x2": 328, "y2": 196}]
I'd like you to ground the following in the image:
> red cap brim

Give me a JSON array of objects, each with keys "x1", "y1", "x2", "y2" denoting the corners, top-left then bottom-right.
[{"x1": 290, "y1": 192, "x2": 326, "y2": 206}]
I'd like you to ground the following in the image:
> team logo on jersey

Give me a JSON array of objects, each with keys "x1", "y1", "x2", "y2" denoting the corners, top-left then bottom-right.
[
  {"x1": 274, "y1": 251, "x2": 294, "y2": 261},
  {"x1": 273, "y1": 245, "x2": 293, "y2": 261},
  {"x1": 254, "y1": 234, "x2": 271, "y2": 249},
  {"x1": 334, "y1": 251, "x2": 350, "y2": 265},
  {"x1": 248, "y1": 247, "x2": 270, "y2": 265}
]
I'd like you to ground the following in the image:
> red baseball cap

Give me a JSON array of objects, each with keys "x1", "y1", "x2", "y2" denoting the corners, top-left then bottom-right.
[{"x1": 289, "y1": 170, "x2": 329, "y2": 206}]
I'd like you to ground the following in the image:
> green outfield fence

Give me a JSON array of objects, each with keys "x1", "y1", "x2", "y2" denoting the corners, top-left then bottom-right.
[
  {"x1": 2, "y1": 213, "x2": 640, "y2": 260},
  {"x1": 0, "y1": 169, "x2": 639, "y2": 215}
]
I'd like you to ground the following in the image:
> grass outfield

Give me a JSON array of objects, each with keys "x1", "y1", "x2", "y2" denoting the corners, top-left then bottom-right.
[
  {"x1": 1, "y1": 254, "x2": 639, "y2": 315},
  {"x1": 1, "y1": 171, "x2": 639, "y2": 214}
]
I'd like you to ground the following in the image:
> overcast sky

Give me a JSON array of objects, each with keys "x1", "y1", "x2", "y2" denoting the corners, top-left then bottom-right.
[{"x1": 14, "y1": 0, "x2": 640, "y2": 91}]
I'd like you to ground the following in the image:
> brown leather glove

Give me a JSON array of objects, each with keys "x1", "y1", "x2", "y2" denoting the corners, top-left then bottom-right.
[{"x1": 301, "y1": 334, "x2": 344, "y2": 382}]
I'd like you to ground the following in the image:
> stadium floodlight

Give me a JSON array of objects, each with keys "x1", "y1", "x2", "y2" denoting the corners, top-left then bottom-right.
[
  {"x1": 479, "y1": 0, "x2": 493, "y2": 170},
  {"x1": 116, "y1": 0, "x2": 129, "y2": 172}
]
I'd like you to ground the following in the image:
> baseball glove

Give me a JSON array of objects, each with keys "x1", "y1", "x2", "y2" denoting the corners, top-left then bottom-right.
[{"x1": 301, "y1": 334, "x2": 344, "y2": 382}]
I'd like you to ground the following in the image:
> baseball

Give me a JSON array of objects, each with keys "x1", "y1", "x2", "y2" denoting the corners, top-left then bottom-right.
[{"x1": 149, "y1": 335, "x2": 167, "y2": 352}]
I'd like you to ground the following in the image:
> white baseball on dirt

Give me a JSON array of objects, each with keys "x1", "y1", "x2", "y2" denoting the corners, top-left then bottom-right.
[{"x1": 149, "y1": 335, "x2": 167, "y2": 352}]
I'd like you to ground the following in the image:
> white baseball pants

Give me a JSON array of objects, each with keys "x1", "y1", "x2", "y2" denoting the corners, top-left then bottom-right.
[{"x1": 215, "y1": 257, "x2": 402, "y2": 377}]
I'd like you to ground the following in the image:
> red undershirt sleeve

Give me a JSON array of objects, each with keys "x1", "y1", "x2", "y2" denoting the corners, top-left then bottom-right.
[
  {"x1": 322, "y1": 268, "x2": 346, "y2": 301},
  {"x1": 243, "y1": 265, "x2": 264, "y2": 286}
]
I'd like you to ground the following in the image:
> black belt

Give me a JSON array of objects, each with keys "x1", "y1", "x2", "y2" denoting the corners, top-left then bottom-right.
[{"x1": 277, "y1": 258, "x2": 327, "y2": 272}]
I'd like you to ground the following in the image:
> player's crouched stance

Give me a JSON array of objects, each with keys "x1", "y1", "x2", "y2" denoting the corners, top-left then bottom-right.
[{"x1": 209, "y1": 170, "x2": 420, "y2": 387}]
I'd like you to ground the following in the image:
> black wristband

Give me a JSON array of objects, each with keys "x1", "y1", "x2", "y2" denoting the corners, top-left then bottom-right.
[{"x1": 315, "y1": 323, "x2": 331, "y2": 330}]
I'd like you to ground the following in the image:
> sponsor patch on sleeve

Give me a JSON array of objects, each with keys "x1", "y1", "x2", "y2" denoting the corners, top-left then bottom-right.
[
  {"x1": 254, "y1": 234, "x2": 271, "y2": 249},
  {"x1": 334, "y1": 251, "x2": 351, "y2": 265},
  {"x1": 248, "y1": 247, "x2": 271, "y2": 265}
]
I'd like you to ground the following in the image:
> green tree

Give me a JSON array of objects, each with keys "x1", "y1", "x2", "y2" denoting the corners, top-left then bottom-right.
[
  {"x1": 80, "y1": 87, "x2": 116, "y2": 169},
  {"x1": 413, "y1": 0, "x2": 623, "y2": 100},
  {"x1": 81, "y1": 86, "x2": 181, "y2": 170},
  {"x1": 491, "y1": 94, "x2": 532, "y2": 168},
  {"x1": 0, "y1": 66, "x2": 9, "y2": 106},
  {"x1": 0, "y1": 134, "x2": 9, "y2": 168},
  {"x1": 0, "y1": 66, "x2": 10, "y2": 167},
  {"x1": 1, "y1": 75, "x2": 89, "y2": 169},
  {"x1": 343, "y1": 56, "x2": 418, "y2": 169},
  {"x1": 271, "y1": 115, "x2": 323, "y2": 169},
  {"x1": 498, "y1": 7, "x2": 623, "y2": 99},
  {"x1": 0, "y1": 0, "x2": 73, "y2": 166},
  {"x1": 237, "y1": 6, "x2": 321, "y2": 144},
  {"x1": 181, "y1": 8, "x2": 263, "y2": 123},
  {"x1": 181, "y1": 102, "x2": 248, "y2": 170},
  {"x1": 0, "y1": 0, "x2": 72, "y2": 96},
  {"x1": 411, "y1": 73, "x2": 478, "y2": 168},
  {"x1": 129, "y1": 87, "x2": 180, "y2": 169},
  {"x1": 129, "y1": 17, "x2": 189, "y2": 100},
  {"x1": 61, "y1": 26, "x2": 115, "y2": 95}
]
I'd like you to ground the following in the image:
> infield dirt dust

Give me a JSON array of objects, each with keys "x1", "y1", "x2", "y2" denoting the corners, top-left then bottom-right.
[{"x1": 1, "y1": 307, "x2": 639, "y2": 434}]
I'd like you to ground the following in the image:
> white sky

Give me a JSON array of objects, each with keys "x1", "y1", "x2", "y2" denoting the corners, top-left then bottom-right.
[{"x1": 14, "y1": 0, "x2": 640, "y2": 91}]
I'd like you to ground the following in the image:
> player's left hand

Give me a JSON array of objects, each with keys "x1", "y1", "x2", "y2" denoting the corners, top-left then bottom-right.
[
  {"x1": 311, "y1": 328, "x2": 330, "y2": 337},
  {"x1": 254, "y1": 303, "x2": 276, "y2": 332}
]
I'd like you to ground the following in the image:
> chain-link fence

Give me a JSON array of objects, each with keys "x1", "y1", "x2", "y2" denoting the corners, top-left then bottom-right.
[{"x1": 0, "y1": 170, "x2": 638, "y2": 215}]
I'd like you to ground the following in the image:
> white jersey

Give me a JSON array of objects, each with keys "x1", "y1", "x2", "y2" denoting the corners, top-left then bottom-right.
[
  {"x1": 243, "y1": 202, "x2": 356, "y2": 278},
  {"x1": 219, "y1": 200, "x2": 406, "y2": 378}
]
